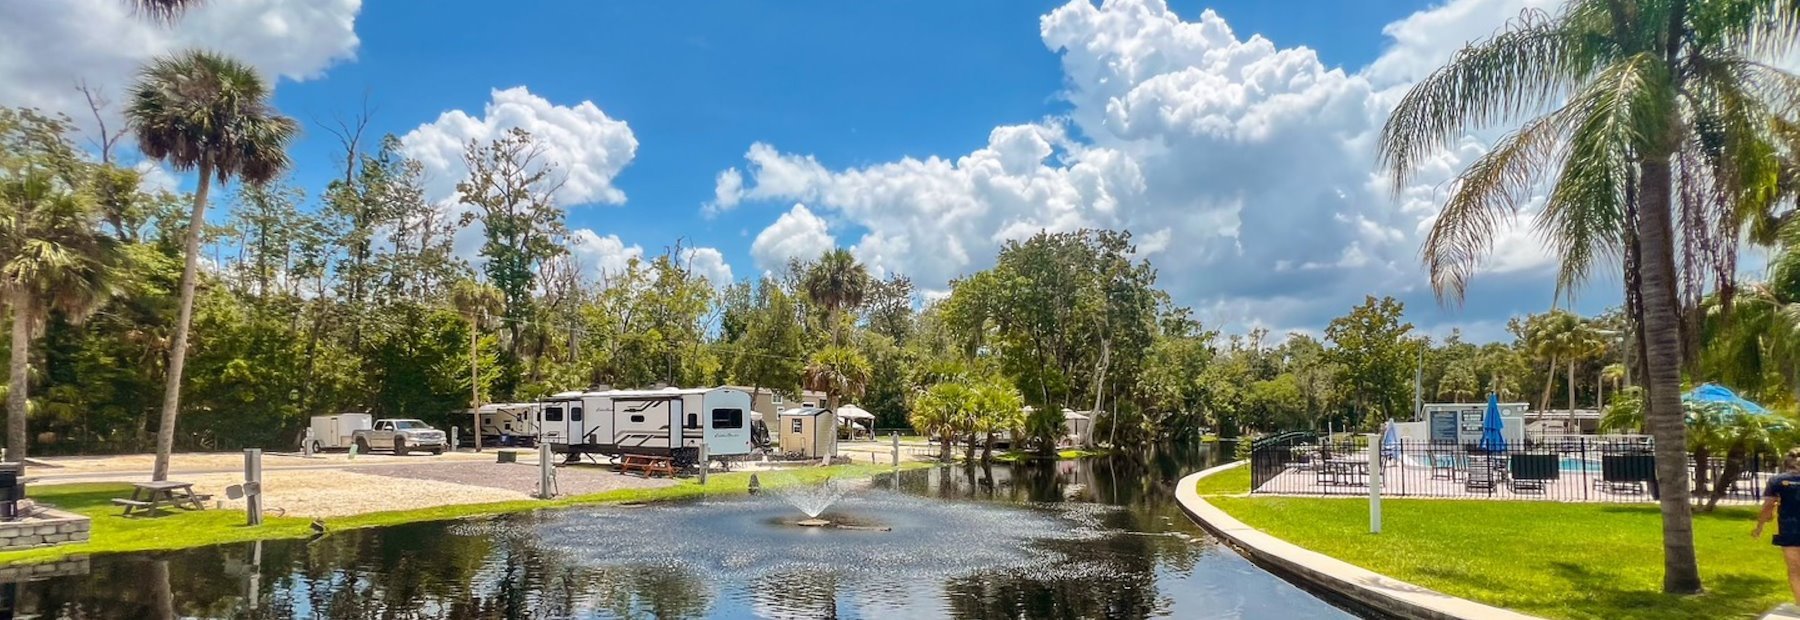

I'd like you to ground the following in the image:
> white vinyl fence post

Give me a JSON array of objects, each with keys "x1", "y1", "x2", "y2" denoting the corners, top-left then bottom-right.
[
  {"x1": 1368, "y1": 433, "x2": 1382, "y2": 534},
  {"x1": 891, "y1": 432, "x2": 900, "y2": 468},
  {"x1": 450, "y1": 427, "x2": 458, "y2": 453},
  {"x1": 537, "y1": 443, "x2": 554, "y2": 499},
  {"x1": 699, "y1": 442, "x2": 709, "y2": 486}
]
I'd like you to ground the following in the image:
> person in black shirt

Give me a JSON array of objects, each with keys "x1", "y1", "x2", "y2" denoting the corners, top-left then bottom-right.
[{"x1": 1754, "y1": 448, "x2": 1800, "y2": 603}]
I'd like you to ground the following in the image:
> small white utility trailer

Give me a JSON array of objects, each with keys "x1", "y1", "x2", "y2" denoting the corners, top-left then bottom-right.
[{"x1": 308, "y1": 413, "x2": 373, "y2": 452}]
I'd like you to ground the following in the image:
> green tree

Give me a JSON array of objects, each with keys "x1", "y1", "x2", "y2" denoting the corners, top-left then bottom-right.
[
  {"x1": 911, "y1": 380, "x2": 972, "y2": 461},
  {"x1": 1377, "y1": 3, "x2": 1800, "y2": 588},
  {"x1": 457, "y1": 128, "x2": 569, "y2": 396},
  {"x1": 0, "y1": 111, "x2": 118, "y2": 460},
  {"x1": 803, "y1": 345, "x2": 871, "y2": 413},
  {"x1": 970, "y1": 377, "x2": 1024, "y2": 461},
  {"x1": 802, "y1": 248, "x2": 869, "y2": 341},
  {"x1": 1437, "y1": 358, "x2": 1480, "y2": 403},
  {"x1": 1323, "y1": 296, "x2": 1416, "y2": 429},
  {"x1": 733, "y1": 279, "x2": 805, "y2": 400},
  {"x1": 128, "y1": 50, "x2": 297, "y2": 481}
]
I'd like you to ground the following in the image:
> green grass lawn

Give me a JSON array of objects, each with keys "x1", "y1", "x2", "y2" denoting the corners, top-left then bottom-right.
[
  {"x1": 1191, "y1": 463, "x2": 1250, "y2": 496},
  {"x1": 4, "y1": 462, "x2": 920, "y2": 566},
  {"x1": 1206, "y1": 491, "x2": 1786, "y2": 619}
]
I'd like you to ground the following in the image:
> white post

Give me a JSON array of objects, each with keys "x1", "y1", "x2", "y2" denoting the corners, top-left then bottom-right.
[
  {"x1": 537, "y1": 443, "x2": 553, "y2": 499},
  {"x1": 245, "y1": 448, "x2": 263, "y2": 526},
  {"x1": 891, "y1": 432, "x2": 900, "y2": 468},
  {"x1": 698, "y1": 442, "x2": 709, "y2": 486},
  {"x1": 301, "y1": 428, "x2": 314, "y2": 457},
  {"x1": 1367, "y1": 433, "x2": 1382, "y2": 534},
  {"x1": 450, "y1": 426, "x2": 459, "y2": 453}
]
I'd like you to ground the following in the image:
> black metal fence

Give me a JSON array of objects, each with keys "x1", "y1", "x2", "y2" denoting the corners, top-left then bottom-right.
[{"x1": 1250, "y1": 436, "x2": 1774, "y2": 504}]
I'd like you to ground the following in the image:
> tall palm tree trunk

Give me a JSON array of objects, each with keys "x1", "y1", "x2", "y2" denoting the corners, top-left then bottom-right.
[
  {"x1": 153, "y1": 157, "x2": 212, "y2": 482},
  {"x1": 469, "y1": 315, "x2": 480, "y2": 452},
  {"x1": 1539, "y1": 354, "x2": 1557, "y2": 412},
  {"x1": 1639, "y1": 154, "x2": 1702, "y2": 594},
  {"x1": 7, "y1": 290, "x2": 31, "y2": 463},
  {"x1": 1567, "y1": 361, "x2": 1578, "y2": 433}
]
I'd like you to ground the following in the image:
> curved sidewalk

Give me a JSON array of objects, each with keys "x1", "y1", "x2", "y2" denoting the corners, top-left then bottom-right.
[{"x1": 1177, "y1": 461, "x2": 1543, "y2": 620}]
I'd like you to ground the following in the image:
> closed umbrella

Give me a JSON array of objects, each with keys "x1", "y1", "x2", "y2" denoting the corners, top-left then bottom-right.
[
  {"x1": 1380, "y1": 419, "x2": 1400, "y2": 460},
  {"x1": 1477, "y1": 393, "x2": 1508, "y2": 453}
]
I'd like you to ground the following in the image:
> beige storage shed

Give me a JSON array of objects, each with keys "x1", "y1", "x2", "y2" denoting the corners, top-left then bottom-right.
[{"x1": 777, "y1": 406, "x2": 837, "y2": 458}]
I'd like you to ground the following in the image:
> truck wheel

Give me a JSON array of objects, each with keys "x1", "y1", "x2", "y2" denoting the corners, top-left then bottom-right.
[
  {"x1": 355, "y1": 437, "x2": 370, "y2": 453},
  {"x1": 431, "y1": 446, "x2": 443, "y2": 456},
  {"x1": 394, "y1": 438, "x2": 409, "y2": 456}
]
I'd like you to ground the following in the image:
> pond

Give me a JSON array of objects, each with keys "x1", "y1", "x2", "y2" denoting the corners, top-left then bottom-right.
[{"x1": 9, "y1": 443, "x2": 1358, "y2": 618}]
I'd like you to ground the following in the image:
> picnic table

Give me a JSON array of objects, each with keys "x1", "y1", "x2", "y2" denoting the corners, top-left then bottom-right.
[
  {"x1": 112, "y1": 481, "x2": 209, "y2": 516},
  {"x1": 618, "y1": 454, "x2": 676, "y2": 478}
]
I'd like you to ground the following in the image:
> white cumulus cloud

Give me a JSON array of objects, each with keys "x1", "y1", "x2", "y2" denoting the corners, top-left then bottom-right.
[
  {"x1": 750, "y1": 204, "x2": 836, "y2": 273},
  {"x1": 0, "y1": 0, "x2": 362, "y2": 138},
  {"x1": 729, "y1": 0, "x2": 1575, "y2": 331},
  {"x1": 399, "y1": 86, "x2": 638, "y2": 208}
]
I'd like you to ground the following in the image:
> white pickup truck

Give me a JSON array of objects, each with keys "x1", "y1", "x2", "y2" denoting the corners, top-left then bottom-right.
[{"x1": 352, "y1": 419, "x2": 447, "y2": 455}]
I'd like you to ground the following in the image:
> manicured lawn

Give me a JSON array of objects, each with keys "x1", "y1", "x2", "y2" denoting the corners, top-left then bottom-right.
[
  {"x1": 4, "y1": 462, "x2": 920, "y2": 565},
  {"x1": 1191, "y1": 463, "x2": 1249, "y2": 496},
  {"x1": 1207, "y1": 493, "x2": 1784, "y2": 620}
]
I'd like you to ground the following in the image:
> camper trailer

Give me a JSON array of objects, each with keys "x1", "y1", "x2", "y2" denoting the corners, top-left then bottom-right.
[
  {"x1": 536, "y1": 387, "x2": 754, "y2": 466},
  {"x1": 474, "y1": 402, "x2": 540, "y2": 446}
]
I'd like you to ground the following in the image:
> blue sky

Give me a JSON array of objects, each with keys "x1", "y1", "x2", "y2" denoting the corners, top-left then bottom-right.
[{"x1": 4, "y1": 0, "x2": 1621, "y2": 341}]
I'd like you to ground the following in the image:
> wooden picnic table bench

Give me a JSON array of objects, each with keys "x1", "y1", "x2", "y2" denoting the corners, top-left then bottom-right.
[
  {"x1": 618, "y1": 454, "x2": 676, "y2": 478},
  {"x1": 113, "y1": 480, "x2": 209, "y2": 517}
]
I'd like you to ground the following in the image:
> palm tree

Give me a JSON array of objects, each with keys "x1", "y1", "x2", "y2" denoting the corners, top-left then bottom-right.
[
  {"x1": 802, "y1": 345, "x2": 871, "y2": 413},
  {"x1": 1378, "y1": 0, "x2": 1800, "y2": 593},
  {"x1": 1557, "y1": 317, "x2": 1608, "y2": 430},
  {"x1": 128, "y1": 51, "x2": 297, "y2": 481},
  {"x1": 970, "y1": 378, "x2": 1023, "y2": 461},
  {"x1": 1600, "y1": 362, "x2": 1629, "y2": 408},
  {"x1": 911, "y1": 380, "x2": 972, "y2": 462},
  {"x1": 0, "y1": 174, "x2": 117, "y2": 462},
  {"x1": 802, "y1": 249, "x2": 869, "y2": 340},
  {"x1": 128, "y1": 0, "x2": 205, "y2": 22},
  {"x1": 450, "y1": 279, "x2": 503, "y2": 449}
]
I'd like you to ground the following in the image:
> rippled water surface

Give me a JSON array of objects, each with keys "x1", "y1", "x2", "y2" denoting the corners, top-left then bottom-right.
[{"x1": 11, "y1": 443, "x2": 1356, "y2": 618}]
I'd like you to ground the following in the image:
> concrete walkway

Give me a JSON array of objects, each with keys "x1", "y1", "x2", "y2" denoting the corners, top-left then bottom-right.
[{"x1": 1177, "y1": 461, "x2": 1545, "y2": 620}]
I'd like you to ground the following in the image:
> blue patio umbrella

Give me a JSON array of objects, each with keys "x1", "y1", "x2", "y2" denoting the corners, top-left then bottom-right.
[
  {"x1": 1380, "y1": 419, "x2": 1400, "y2": 459},
  {"x1": 1682, "y1": 383, "x2": 1771, "y2": 419},
  {"x1": 1477, "y1": 393, "x2": 1508, "y2": 452}
]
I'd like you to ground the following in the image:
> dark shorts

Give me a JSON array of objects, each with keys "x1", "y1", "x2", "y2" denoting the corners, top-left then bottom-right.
[{"x1": 1776, "y1": 522, "x2": 1800, "y2": 547}]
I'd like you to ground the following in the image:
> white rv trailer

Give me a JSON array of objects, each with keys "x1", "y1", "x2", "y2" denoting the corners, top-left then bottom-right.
[
  {"x1": 474, "y1": 402, "x2": 541, "y2": 446},
  {"x1": 536, "y1": 387, "x2": 754, "y2": 466}
]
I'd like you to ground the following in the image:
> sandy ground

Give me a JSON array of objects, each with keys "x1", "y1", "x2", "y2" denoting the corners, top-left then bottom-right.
[
  {"x1": 181, "y1": 470, "x2": 530, "y2": 518},
  {"x1": 31, "y1": 449, "x2": 516, "y2": 477},
  {"x1": 356, "y1": 461, "x2": 676, "y2": 496}
]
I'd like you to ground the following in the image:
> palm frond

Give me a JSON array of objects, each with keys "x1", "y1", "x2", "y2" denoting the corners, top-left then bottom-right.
[
  {"x1": 1421, "y1": 107, "x2": 1577, "y2": 301},
  {"x1": 1378, "y1": 12, "x2": 1586, "y2": 190},
  {"x1": 128, "y1": 0, "x2": 204, "y2": 24}
]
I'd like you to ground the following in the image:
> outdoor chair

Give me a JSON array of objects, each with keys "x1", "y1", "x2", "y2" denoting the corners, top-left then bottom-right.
[
  {"x1": 1428, "y1": 452, "x2": 1458, "y2": 480},
  {"x1": 1508, "y1": 454, "x2": 1559, "y2": 494},
  {"x1": 1595, "y1": 454, "x2": 1655, "y2": 495},
  {"x1": 1465, "y1": 454, "x2": 1507, "y2": 492}
]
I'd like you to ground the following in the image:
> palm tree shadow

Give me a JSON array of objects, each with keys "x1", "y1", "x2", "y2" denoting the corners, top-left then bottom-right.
[{"x1": 1543, "y1": 561, "x2": 1777, "y2": 618}]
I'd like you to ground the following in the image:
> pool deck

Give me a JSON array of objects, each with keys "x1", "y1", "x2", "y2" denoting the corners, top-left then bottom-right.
[
  {"x1": 1178, "y1": 461, "x2": 1546, "y2": 620},
  {"x1": 1254, "y1": 464, "x2": 1761, "y2": 506}
]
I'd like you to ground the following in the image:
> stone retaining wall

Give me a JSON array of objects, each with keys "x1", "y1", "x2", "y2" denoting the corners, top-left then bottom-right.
[
  {"x1": 0, "y1": 508, "x2": 89, "y2": 550},
  {"x1": 0, "y1": 555, "x2": 88, "y2": 582}
]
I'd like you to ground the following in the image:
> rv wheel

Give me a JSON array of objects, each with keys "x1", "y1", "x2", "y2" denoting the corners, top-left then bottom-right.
[{"x1": 310, "y1": 440, "x2": 323, "y2": 455}]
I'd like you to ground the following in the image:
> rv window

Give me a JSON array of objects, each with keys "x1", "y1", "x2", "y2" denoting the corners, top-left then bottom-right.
[
  {"x1": 544, "y1": 407, "x2": 564, "y2": 422},
  {"x1": 686, "y1": 413, "x2": 699, "y2": 429},
  {"x1": 630, "y1": 415, "x2": 646, "y2": 423},
  {"x1": 711, "y1": 409, "x2": 744, "y2": 429},
  {"x1": 791, "y1": 419, "x2": 803, "y2": 433},
  {"x1": 570, "y1": 407, "x2": 583, "y2": 422}
]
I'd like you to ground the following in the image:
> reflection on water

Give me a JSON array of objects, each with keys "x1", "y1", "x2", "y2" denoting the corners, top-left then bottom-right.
[{"x1": 10, "y1": 442, "x2": 1355, "y2": 619}]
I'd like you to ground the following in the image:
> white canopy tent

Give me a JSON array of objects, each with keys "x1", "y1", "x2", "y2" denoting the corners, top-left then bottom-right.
[{"x1": 836, "y1": 404, "x2": 875, "y2": 439}]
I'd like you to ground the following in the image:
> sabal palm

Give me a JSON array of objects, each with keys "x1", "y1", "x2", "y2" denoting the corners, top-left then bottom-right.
[
  {"x1": 449, "y1": 279, "x2": 504, "y2": 420},
  {"x1": 803, "y1": 248, "x2": 869, "y2": 328},
  {"x1": 128, "y1": 0, "x2": 204, "y2": 22},
  {"x1": 0, "y1": 174, "x2": 116, "y2": 461},
  {"x1": 970, "y1": 379, "x2": 1023, "y2": 461},
  {"x1": 802, "y1": 345, "x2": 871, "y2": 412},
  {"x1": 1379, "y1": 0, "x2": 1800, "y2": 593},
  {"x1": 1701, "y1": 220, "x2": 1800, "y2": 405},
  {"x1": 911, "y1": 381, "x2": 973, "y2": 461},
  {"x1": 128, "y1": 50, "x2": 297, "y2": 481}
]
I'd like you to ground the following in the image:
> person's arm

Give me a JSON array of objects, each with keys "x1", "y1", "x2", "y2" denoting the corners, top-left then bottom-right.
[{"x1": 1756, "y1": 497, "x2": 1778, "y2": 538}]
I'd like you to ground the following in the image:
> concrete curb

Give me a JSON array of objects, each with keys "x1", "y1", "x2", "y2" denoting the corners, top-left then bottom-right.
[{"x1": 1177, "y1": 461, "x2": 1544, "y2": 620}]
